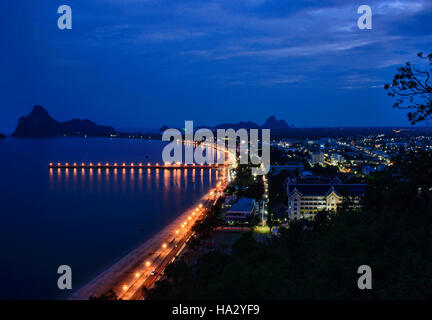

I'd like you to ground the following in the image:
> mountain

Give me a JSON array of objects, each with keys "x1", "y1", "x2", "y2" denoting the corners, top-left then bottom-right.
[
  {"x1": 213, "y1": 120, "x2": 261, "y2": 130},
  {"x1": 160, "y1": 116, "x2": 292, "y2": 133},
  {"x1": 261, "y1": 116, "x2": 291, "y2": 130},
  {"x1": 207, "y1": 116, "x2": 290, "y2": 130},
  {"x1": 12, "y1": 105, "x2": 117, "y2": 138}
]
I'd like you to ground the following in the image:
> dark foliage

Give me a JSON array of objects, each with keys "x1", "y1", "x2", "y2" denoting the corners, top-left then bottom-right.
[
  {"x1": 89, "y1": 289, "x2": 118, "y2": 300},
  {"x1": 385, "y1": 52, "x2": 432, "y2": 125}
]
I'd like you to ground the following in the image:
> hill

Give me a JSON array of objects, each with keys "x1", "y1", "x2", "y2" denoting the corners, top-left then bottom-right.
[{"x1": 11, "y1": 105, "x2": 117, "y2": 138}]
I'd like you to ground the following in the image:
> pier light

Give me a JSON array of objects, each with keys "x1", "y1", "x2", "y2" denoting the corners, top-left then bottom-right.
[
  {"x1": 162, "y1": 243, "x2": 167, "y2": 249},
  {"x1": 122, "y1": 163, "x2": 126, "y2": 166},
  {"x1": 122, "y1": 285, "x2": 128, "y2": 291},
  {"x1": 130, "y1": 163, "x2": 134, "y2": 166},
  {"x1": 89, "y1": 163, "x2": 93, "y2": 166},
  {"x1": 135, "y1": 272, "x2": 140, "y2": 278},
  {"x1": 165, "y1": 162, "x2": 170, "y2": 166},
  {"x1": 97, "y1": 162, "x2": 101, "y2": 166},
  {"x1": 145, "y1": 261, "x2": 151, "y2": 267},
  {"x1": 65, "y1": 162, "x2": 69, "y2": 166},
  {"x1": 156, "y1": 163, "x2": 159, "y2": 166},
  {"x1": 147, "y1": 163, "x2": 150, "y2": 166},
  {"x1": 176, "y1": 162, "x2": 181, "y2": 166},
  {"x1": 114, "y1": 163, "x2": 117, "y2": 166},
  {"x1": 81, "y1": 162, "x2": 85, "y2": 166},
  {"x1": 49, "y1": 162, "x2": 53, "y2": 166},
  {"x1": 73, "y1": 163, "x2": 77, "y2": 167},
  {"x1": 139, "y1": 163, "x2": 142, "y2": 166},
  {"x1": 105, "y1": 162, "x2": 109, "y2": 166}
]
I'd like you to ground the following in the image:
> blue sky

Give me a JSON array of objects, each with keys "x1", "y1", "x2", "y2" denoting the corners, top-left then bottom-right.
[{"x1": 1, "y1": 0, "x2": 431, "y2": 133}]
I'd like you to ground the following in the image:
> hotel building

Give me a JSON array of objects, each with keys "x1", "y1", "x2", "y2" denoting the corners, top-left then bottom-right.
[{"x1": 286, "y1": 177, "x2": 365, "y2": 220}]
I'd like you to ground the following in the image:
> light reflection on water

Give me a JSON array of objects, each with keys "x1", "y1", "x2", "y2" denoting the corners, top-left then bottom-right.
[{"x1": 49, "y1": 167, "x2": 211, "y2": 196}]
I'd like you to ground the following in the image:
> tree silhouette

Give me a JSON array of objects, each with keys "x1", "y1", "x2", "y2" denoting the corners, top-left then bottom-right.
[{"x1": 384, "y1": 52, "x2": 432, "y2": 125}]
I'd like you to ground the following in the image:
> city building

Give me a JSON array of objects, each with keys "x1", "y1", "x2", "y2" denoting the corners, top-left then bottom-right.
[
  {"x1": 330, "y1": 153, "x2": 344, "y2": 164},
  {"x1": 310, "y1": 152, "x2": 324, "y2": 165},
  {"x1": 225, "y1": 198, "x2": 256, "y2": 223},
  {"x1": 270, "y1": 162, "x2": 304, "y2": 174},
  {"x1": 286, "y1": 178, "x2": 365, "y2": 220}
]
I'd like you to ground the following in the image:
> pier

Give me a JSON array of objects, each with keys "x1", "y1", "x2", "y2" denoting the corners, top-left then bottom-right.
[{"x1": 49, "y1": 162, "x2": 223, "y2": 169}]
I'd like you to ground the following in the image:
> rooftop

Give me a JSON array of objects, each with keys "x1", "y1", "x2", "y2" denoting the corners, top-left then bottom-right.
[{"x1": 288, "y1": 184, "x2": 366, "y2": 197}]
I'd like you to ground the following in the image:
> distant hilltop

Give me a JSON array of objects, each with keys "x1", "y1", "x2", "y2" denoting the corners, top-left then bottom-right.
[
  {"x1": 11, "y1": 105, "x2": 117, "y2": 138},
  {"x1": 160, "y1": 115, "x2": 293, "y2": 132},
  {"x1": 209, "y1": 115, "x2": 293, "y2": 130}
]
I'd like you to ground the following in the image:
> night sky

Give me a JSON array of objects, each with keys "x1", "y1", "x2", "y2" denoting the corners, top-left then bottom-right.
[{"x1": 1, "y1": 0, "x2": 431, "y2": 133}]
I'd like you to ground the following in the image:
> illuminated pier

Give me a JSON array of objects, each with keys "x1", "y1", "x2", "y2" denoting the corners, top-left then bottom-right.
[{"x1": 49, "y1": 162, "x2": 223, "y2": 169}]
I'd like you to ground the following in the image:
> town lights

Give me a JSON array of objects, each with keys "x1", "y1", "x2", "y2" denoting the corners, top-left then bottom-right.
[
  {"x1": 175, "y1": 230, "x2": 179, "y2": 234},
  {"x1": 135, "y1": 272, "x2": 140, "y2": 278},
  {"x1": 145, "y1": 261, "x2": 151, "y2": 267},
  {"x1": 122, "y1": 285, "x2": 128, "y2": 291},
  {"x1": 162, "y1": 243, "x2": 167, "y2": 249}
]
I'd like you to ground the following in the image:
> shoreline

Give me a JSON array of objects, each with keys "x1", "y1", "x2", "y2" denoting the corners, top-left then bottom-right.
[{"x1": 69, "y1": 187, "x2": 218, "y2": 300}]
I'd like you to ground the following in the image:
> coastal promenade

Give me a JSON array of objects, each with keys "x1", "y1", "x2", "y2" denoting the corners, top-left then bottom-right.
[
  {"x1": 70, "y1": 172, "x2": 228, "y2": 300},
  {"x1": 69, "y1": 144, "x2": 234, "y2": 300}
]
